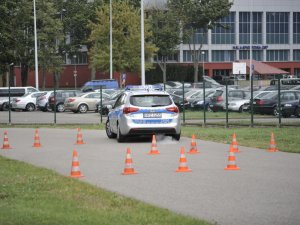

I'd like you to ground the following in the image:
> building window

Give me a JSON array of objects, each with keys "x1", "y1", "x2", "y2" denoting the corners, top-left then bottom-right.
[
  {"x1": 266, "y1": 50, "x2": 289, "y2": 61},
  {"x1": 239, "y1": 12, "x2": 262, "y2": 44},
  {"x1": 212, "y1": 50, "x2": 235, "y2": 62},
  {"x1": 294, "y1": 12, "x2": 300, "y2": 44},
  {"x1": 183, "y1": 28, "x2": 208, "y2": 44},
  {"x1": 239, "y1": 50, "x2": 263, "y2": 61},
  {"x1": 213, "y1": 69, "x2": 231, "y2": 77},
  {"x1": 266, "y1": 12, "x2": 289, "y2": 44},
  {"x1": 294, "y1": 68, "x2": 300, "y2": 77},
  {"x1": 212, "y1": 12, "x2": 235, "y2": 44},
  {"x1": 183, "y1": 50, "x2": 208, "y2": 62},
  {"x1": 156, "y1": 52, "x2": 179, "y2": 62},
  {"x1": 67, "y1": 52, "x2": 88, "y2": 65},
  {"x1": 294, "y1": 50, "x2": 300, "y2": 61}
]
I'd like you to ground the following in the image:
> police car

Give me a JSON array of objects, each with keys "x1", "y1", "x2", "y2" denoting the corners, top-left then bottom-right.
[{"x1": 105, "y1": 85, "x2": 181, "y2": 142}]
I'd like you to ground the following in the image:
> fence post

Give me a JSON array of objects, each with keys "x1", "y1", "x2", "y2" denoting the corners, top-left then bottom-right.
[
  {"x1": 225, "y1": 79, "x2": 228, "y2": 128},
  {"x1": 100, "y1": 86, "x2": 103, "y2": 124},
  {"x1": 182, "y1": 81, "x2": 185, "y2": 124},
  {"x1": 203, "y1": 76, "x2": 206, "y2": 127},
  {"x1": 250, "y1": 74, "x2": 254, "y2": 127},
  {"x1": 277, "y1": 78, "x2": 281, "y2": 128},
  {"x1": 53, "y1": 78, "x2": 56, "y2": 124}
]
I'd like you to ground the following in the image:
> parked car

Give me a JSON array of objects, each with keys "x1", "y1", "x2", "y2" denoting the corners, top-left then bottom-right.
[
  {"x1": 209, "y1": 89, "x2": 250, "y2": 112},
  {"x1": 105, "y1": 85, "x2": 181, "y2": 142},
  {"x1": 0, "y1": 86, "x2": 38, "y2": 97},
  {"x1": 48, "y1": 90, "x2": 82, "y2": 112},
  {"x1": 97, "y1": 90, "x2": 124, "y2": 115},
  {"x1": 0, "y1": 98, "x2": 9, "y2": 111},
  {"x1": 169, "y1": 93, "x2": 190, "y2": 111},
  {"x1": 279, "y1": 99, "x2": 300, "y2": 118},
  {"x1": 253, "y1": 90, "x2": 300, "y2": 116},
  {"x1": 36, "y1": 91, "x2": 54, "y2": 112},
  {"x1": 242, "y1": 91, "x2": 275, "y2": 112},
  {"x1": 11, "y1": 91, "x2": 46, "y2": 111},
  {"x1": 189, "y1": 90, "x2": 216, "y2": 110},
  {"x1": 64, "y1": 92, "x2": 109, "y2": 113}
]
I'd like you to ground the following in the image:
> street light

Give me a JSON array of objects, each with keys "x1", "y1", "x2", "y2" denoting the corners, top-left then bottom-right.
[
  {"x1": 201, "y1": 51, "x2": 206, "y2": 126},
  {"x1": 73, "y1": 55, "x2": 77, "y2": 89},
  {"x1": 8, "y1": 63, "x2": 14, "y2": 124},
  {"x1": 33, "y1": 0, "x2": 39, "y2": 89}
]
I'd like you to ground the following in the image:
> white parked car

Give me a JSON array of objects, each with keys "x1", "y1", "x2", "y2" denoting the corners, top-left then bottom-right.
[
  {"x1": 36, "y1": 91, "x2": 54, "y2": 112},
  {"x1": 11, "y1": 91, "x2": 46, "y2": 111}
]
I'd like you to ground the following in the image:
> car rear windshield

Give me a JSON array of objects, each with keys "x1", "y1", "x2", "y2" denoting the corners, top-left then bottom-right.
[{"x1": 130, "y1": 95, "x2": 172, "y2": 107}]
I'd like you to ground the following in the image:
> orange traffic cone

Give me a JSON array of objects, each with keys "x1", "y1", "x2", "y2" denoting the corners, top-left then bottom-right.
[
  {"x1": 1, "y1": 131, "x2": 11, "y2": 150},
  {"x1": 75, "y1": 128, "x2": 85, "y2": 145},
  {"x1": 176, "y1": 147, "x2": 192, "y2": 172},
  {"x1": 230, "y1": 133, "x2": 240, "y2": 153},
  {"x1": 267, "y1": 132, "x2": 278, "y2": 152},
  {"x1": 224, "y1": 146, "x2": 240, "y2": 170},
  {"x1": 122, "y1": 148, "x2": 137, "y2": 175},
  {"x1": 148, "y1": 135, "x2": 160, "y2": 155},
  {"x1": 187, "y1": 134, "x2": 200, "y2": 154},
  {"x1": 32, "y1": 129, "x2": 41, "y2": 148},
  {"x1": 70, "y1": 150, "x2": 84, "y2": 178}
]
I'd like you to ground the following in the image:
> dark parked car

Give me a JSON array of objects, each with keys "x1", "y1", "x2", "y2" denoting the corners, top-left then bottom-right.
[
  {"x1": 169, "y1": 93, "x2": 190, "y2": 111},
  {"x1": 48, "y1": 90, "x2": 81, "y2": 112},
  {"x1": 279, "y1": 99, "x2": 300, "y2": 118},
  {"x1": 253, "y1": 90, "x2": 300, "y2": 116}
]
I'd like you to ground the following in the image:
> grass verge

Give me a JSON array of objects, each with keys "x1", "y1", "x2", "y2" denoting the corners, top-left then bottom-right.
[
  {"x1": 181, "y1": 127, "x2": 300, "y2": 153},
  {"x1": 0, "y1": 156, "x2": 212, "y2": 225}
]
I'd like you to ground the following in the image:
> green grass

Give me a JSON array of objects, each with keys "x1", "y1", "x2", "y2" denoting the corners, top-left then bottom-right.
[
  {"x1": 0, "y1": 156, "x2": 212, "y2": 225},
  {"x1": 181, "y1": 127, "x2": 300, "y2": 153},
  {"x1": 181, "y1": 110, "x2": 268, "y2": 119}
]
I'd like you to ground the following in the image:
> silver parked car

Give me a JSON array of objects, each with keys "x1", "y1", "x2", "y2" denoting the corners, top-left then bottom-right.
[
  {"x1": 11, "y1": 91, "x2": 47, "y2": 111},
  {"x1": 105, "y1": 86, "x2": 181, "y2": 142}
]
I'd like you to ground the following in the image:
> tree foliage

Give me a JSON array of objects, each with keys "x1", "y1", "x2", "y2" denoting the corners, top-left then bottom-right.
[
  {"x1": 149, "y1": 9, "x2": 181, "y2": 83},
  {"x1": 89, "y1": 1, "x2": 157, "y2": 74},
  {"x1": 168, "y1": 0, "x2": 233, "y2": 82}
]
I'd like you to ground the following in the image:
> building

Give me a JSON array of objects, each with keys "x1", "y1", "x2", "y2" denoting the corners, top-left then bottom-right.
[{"x1": 177, "y1": 0, "x2": 300, "y2": 79}]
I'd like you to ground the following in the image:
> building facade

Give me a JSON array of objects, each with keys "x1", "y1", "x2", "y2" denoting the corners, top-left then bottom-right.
[{"x1": 178, "y1": 0, "x2": 300, "y2": 78}]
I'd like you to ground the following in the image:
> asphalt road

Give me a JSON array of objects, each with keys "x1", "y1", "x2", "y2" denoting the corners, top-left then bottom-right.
[
  {"x1": 1, "y1": 128, "x2": 300, "y2": 225},
  {"x1": 0, "y1": 110, "x2": 299, "y2": 125}
]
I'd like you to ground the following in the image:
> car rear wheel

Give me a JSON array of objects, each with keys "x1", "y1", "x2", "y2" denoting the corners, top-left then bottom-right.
[
  {"x1": 172, "y1": 132, "x2": 181, "y2": 141},
  {"x1": 26, "y1": 103, "x2": 35, "y2": 112},
  {"x1": 295, "y1": 107, "x2": 300, "y2": 118},
  {"x1": 78, "y1": 104, "x2": 88, "y2": 113},
  {"x1": 117, "y1": 123, "x2": 125, "y2": 142},
  {"x1": 273, "y1": 107, "x2": 279, "y2": 117},
  {"x1": 56, "y1": 103, "x2": 65, "y2": 112},
  {"x1": 106, "y1": 120, "x2": 116, "y2": 138},
  {"x1": 2, "y1": 102, "x2": 9, "y2": 111},
  {"x1": 238, "y1": 105, "x2": 244, "y2": 113}
]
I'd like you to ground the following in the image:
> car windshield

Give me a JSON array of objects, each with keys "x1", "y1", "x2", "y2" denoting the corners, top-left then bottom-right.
[{"x1": 130, "y1": 95, "x2": 172, "y2": 107}]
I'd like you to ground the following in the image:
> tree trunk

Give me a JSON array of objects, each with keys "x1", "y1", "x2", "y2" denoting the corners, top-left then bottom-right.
[
  {"x1": 54, "y1": 71, "x2": 61, "y2": 89},
  {"x1": 42, "y1": 67, "x2": 46, "y2": 89},
  {"x1": 21, "y1": 63, "x2": 29, "y2": 86},
  {"x1": 157, "y1": 57, "x2": 167, "y2": 84},
  {"x1": 91, "y1": 67, "x2": 96, "y2": 80}
]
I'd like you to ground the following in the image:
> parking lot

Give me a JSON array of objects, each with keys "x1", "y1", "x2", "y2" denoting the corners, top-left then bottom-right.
[{"x1": 1, "y1": 128, "x2": 300, "y2": 225}]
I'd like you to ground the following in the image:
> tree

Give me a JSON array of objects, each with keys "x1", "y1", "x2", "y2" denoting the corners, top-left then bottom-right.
[
  {"x1": 89, "y1": 1, "x2": 157, "y2": 75},
  {"x1": 168, "y1": 0, "x2": 233, "y2": 82},
  {"x1": 150, "y1": 9, "x2": 181, "y2": 83}
]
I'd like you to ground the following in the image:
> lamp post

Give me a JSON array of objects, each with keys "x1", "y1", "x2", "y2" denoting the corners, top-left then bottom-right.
[
  {"x1": 141, "y1": 0, "x2": 145, "y2": 85},
  {"x1": 8, "y1": 63, "x2": 14, "y2": 124},
  {"x1": 201, "y1": 51, "x2": 206, "y2": 127},
  {"x1": 33, "y1": 0, "x2": 39, "y2": 89},
  {"x1": 109, "y1": 0, "x2": 113, "y2": 79},
  {"x1": 73, "y1": 55, "x2": 77, "y2": 89}
]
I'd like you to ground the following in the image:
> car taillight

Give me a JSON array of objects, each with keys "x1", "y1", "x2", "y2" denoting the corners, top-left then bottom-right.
[
  {"x1": 67, "y1": 98, "x2": 75, "y2": 103},
  {"x1": 216, "y1": 96, "x2": 223, "y2": 102},
  {"x1": 123, "y1": 107, "x2": 139, "y2": 114},
  {"x1": 49, "y1": 97, "x2": 55, "y2": 102},
  {"x1": 256, "y1": 100, "x2": 264, "y2": 105},
  {"x1": 166, "y1": 106, "x2": 179, "y2": 113},
  {"x1": 15, "y1": 99, "x2": 20, "y2": 103}
]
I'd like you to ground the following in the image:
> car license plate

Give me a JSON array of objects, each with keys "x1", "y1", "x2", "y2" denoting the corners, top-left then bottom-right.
[{"x1": 143, "y1": 112, "x2": 162, "y2": 118}]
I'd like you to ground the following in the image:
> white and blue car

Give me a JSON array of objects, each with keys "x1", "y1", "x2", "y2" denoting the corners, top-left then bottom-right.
[{"x1": 105, "y1": 85, "x2": 181, "y2": 142}]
